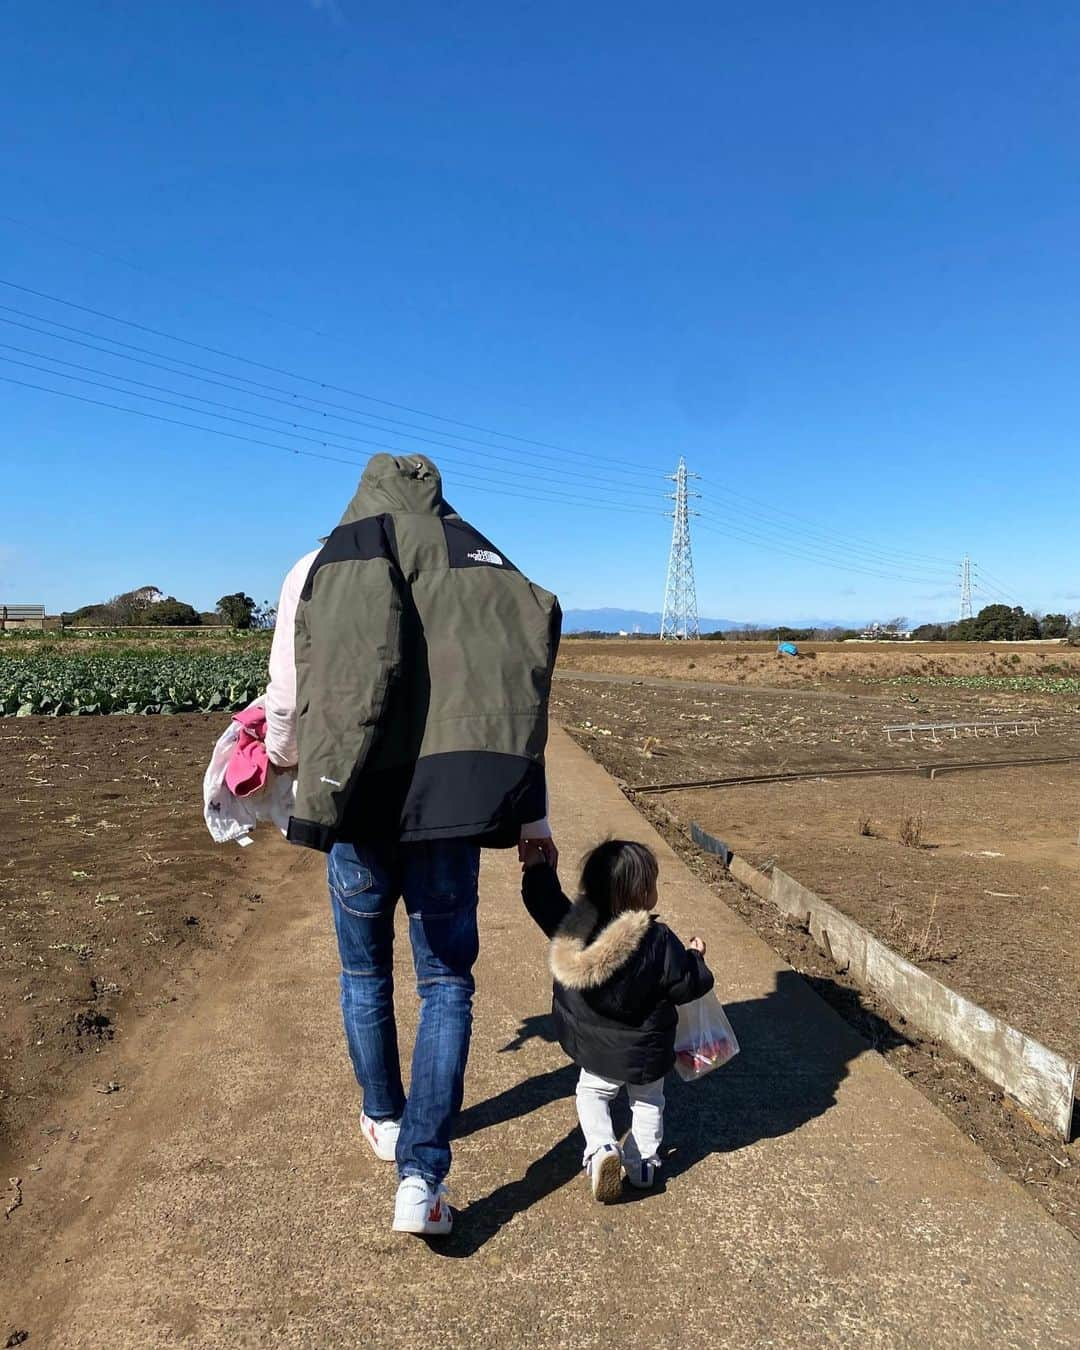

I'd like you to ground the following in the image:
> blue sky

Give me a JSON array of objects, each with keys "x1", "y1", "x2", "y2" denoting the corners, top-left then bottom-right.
[{"x1": 2, "y1": 1, "x2": 1078, "y2": 624}]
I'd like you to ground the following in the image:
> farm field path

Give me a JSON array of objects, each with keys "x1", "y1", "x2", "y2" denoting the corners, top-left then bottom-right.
[{"x1": 5, "y1": 728, "x2": 1079, "y2": 1348}]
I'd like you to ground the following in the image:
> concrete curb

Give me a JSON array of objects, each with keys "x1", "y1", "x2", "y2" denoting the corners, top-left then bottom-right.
[{"x1": 692, "y1": 823, "x2": 1078, "y2": 1141}]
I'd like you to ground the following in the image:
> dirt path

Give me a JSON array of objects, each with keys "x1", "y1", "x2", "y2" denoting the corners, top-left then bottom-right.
[{"x1": 3, "y1": 729, "x2": 1078, "y2": 1347}]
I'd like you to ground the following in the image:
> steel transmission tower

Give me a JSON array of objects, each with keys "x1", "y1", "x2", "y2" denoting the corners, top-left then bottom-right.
[
  {"x1": 660, "y1": 458, "x2": 700, "y2": 640},
  {"x1": 959, "y1": 554, "x2": 974, "y2": 622}
]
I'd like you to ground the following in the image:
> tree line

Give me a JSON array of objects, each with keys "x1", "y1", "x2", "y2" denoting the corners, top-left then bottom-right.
[
  {"x1": 572, "y1": 605, "x2": 1078, "y2": 643},
  {"x1": 62, "y1": 587, "x2": 276, "y2": 630},
  {"x1": 910, "y1": 605, "x2": 1074, "y2": 642}
]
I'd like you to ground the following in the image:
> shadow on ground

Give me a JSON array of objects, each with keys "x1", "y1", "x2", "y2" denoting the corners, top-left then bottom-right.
[{"x1": 438, "y1": 970, "x2": 909, "y2": 1258}]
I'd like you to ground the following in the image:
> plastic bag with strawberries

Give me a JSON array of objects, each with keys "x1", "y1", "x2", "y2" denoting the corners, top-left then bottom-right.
[{"x1": 673, "y1": 991, "x2": 740, "y2": 1082}]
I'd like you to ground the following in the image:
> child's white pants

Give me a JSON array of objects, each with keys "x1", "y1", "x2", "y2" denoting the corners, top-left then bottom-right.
[{"x1": 575, "y1": 1068, "x2": 665, "y2": 1166}]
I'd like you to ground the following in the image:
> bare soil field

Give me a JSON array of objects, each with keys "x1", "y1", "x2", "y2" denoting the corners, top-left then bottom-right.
[
  {"x1": 559, "y1": 636, "x2": 1080, "y2": 691},
  {"x1": 553, "y1": 673, "x2": 1080, "y2": 788},
  {"x1": 552, "y1": 675, "x2": 1080, "y2": 1055},
  {"x1": 0, "y1": 715, "x2": 282, "y2": 1172},
  {"x1": 668, "y1": 766, "x2": 1080, "y2": 1061}
]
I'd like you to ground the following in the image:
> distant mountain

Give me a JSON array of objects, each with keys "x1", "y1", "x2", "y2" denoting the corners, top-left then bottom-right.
[{"x1": 562, "y1": 608, "x2": 866, "y2": 634}]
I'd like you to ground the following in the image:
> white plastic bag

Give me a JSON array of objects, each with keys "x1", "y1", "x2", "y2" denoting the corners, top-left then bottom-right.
[
  {"x1": 674, "y1": 991, "x2": 740, "y2": 1082},
  {"x1": 202, "y1": 698, "x2": 295, "y2": 847}
]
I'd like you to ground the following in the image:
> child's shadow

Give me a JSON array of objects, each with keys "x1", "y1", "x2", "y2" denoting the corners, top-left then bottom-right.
[{"x1": 436, "y1": 970, "x2": 907, "y2": 1258}]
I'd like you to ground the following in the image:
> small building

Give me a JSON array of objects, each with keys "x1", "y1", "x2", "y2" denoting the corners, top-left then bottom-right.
[
  {"x1": 1, "y1": 603, "x2": 46, "y2": 631},
  {"x1": 857, "y1": 623, "x2": 914, "y2": 641}
]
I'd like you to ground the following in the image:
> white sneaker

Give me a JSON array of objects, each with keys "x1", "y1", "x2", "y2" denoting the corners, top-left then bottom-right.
[
  {"x1": 360, "y1": 1111, "x2": 401, "y2": 1163},
  {"x1": 625, "y1": 1157, "x2": 659, "y2": 1190},
  {"x1": 587, "y1": 1144, "x2": 623, "y2": 1203},
  {"x1": 392, "y1": 1176, "x2": 453, "y2": 1236}
]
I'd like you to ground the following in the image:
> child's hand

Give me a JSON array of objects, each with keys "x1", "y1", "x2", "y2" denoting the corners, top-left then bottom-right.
[
  {"x1": 520, "y1": 839, "x2": 551, "y2": 870},
  {"x1": 688, "y1": 936, "x2": 706, "y2": 955}
]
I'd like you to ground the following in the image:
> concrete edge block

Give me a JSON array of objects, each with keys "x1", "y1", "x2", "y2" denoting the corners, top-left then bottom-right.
[
  {"x1": 728, "y1": 854, "x2": 772, "y2": 901},
  {"x1": 697, "y1": 823, "x2": 1078, "y2": 1140}
]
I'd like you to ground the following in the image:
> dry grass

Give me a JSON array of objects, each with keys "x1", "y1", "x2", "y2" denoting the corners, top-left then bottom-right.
[
  {"x1": 888, "y1": 895, "x2": 958, "y2": 964},
  {"x1": 898, "y1": 812, "x2": 926, "y2": 848},
  {"x1": 856, "y1": 814, "x2": 875, "y2": 837}
]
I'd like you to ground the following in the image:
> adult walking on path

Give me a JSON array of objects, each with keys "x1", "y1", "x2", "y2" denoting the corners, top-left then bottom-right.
[{"x1": 264, "y1": 453, "x2": 561, "y2": 1235}]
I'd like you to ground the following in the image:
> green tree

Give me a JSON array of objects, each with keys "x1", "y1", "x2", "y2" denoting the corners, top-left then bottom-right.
[
  {"x1": 107, "y1": 586, "x2": 164, "y2": 625},
  {"x1": 971, "y1": 604, "x2": 1015, "y2": 640},
  {"x1": 217, "y1": 592, "x2": 257, "y2": 629},
  {"x1": 1042, "y1": 613, "x2": 1069, "y2": 639},
  {"x1": 143, "y1": 598, "x2": 201, "y2": 626}
]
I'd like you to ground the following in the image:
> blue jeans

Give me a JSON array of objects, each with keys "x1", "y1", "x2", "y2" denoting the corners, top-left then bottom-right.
[{"x1": 327, "y1": 839, "x2": 481, "y2": 1185}]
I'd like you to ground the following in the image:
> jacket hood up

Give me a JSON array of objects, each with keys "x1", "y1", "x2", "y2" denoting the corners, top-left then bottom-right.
[
  {"x1": 549, "y1": 899, "x2": 652, "y2": 990},
  {"x1": 339, "y1": 454, "x2": 452, "y2": 525}
]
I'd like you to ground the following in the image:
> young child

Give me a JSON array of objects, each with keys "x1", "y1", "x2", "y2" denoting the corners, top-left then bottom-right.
[{"x1": 521, "y1": 839, "x2": 713, "y2": 1202}]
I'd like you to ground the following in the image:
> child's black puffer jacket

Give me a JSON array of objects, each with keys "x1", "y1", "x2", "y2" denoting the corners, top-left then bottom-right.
[{"x1": 521, "y1": 863, "x2": 713, "y2": 1084}]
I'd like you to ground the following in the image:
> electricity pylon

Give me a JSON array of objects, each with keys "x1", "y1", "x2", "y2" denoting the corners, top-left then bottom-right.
[
  {"x1": 660, "y1": 458, "x2": 700, "y2": 641},
  {"x1": 959, "y1": 554, "x2": 973, "y2": 622}
]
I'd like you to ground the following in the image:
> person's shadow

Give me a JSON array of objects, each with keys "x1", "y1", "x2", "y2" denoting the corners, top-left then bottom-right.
[{"x1": 435, "y1": 970, "x2": 908, "y2": 1258}]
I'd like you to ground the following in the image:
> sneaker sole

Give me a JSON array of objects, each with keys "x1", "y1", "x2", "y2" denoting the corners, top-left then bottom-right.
[
  {"x1": 591, "y1": 1151, "x2": 623, "y2": 1203},
  {"x1": 392, "y1": 1215, "x2": 453, "y2": 1235},
  {"x1": 365, "y1": 1140, "x2": 398, "y2": 1163}
]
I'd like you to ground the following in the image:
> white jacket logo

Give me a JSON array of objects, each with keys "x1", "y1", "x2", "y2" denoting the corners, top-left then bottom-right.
[{"x1": 467, "y1": 549, "x2": 503, "y2": 566}]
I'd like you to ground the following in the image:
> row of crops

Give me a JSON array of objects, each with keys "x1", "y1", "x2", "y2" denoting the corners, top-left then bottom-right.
[
  {"x1": 889, "y1": 674, "x2": 1080, "y2": 695},
  {"x1": 0, "y1": 649, "x2": 271, "y2": 715}
]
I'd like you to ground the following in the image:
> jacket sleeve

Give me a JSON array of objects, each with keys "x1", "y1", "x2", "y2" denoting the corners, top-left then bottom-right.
[
  {"x1": 287, "y1": 528, "x2": 407, "y2": 851},
  {"x1": 264, "y1": 550, "x2": 320, "y2": 769},
  {"x1": 520, "y1": 782, "x2": 551, "y2": 840},
  {"x1": 659, "y1": 928, "x2": 715, "y2": 1006},
  {"x1": 521, "y1": 862, "x2": 572, "y2": 938}
]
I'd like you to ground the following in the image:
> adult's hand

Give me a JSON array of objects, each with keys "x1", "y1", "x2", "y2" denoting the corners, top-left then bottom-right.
[{"x1": 519, "y1": 836, "x2": 559, "y2": 868}]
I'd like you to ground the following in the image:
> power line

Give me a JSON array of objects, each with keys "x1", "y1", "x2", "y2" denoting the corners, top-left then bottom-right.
[
  {"x1": 697, "y1": 478, "x2": 956, "y2": 571},
  {"x1": 0, "y1": 304, "x2": 665, "y2": 489},
  {"x1": 0, "y1": 206, "x2": 577, "y2": 425},
  {"x1": 0, "y1": 283, "x2": 982, "y2": 580},
  {"x1": 0, "y1": 371, "x2": 663, "y2": 520},
  {"x1": 694, "y1": 517, "x2": 954, "y2": 585},
  {"x1": 695, "y1": 503, "x2": 954, "y2": 584},
  {"x1": 0, "y1": 336, "x2": 665, "y2": 500},
  {"x1": 696, "y1": 500, "x2": 953, "y2": 580},
  {"x1": 972, "y1": 566, "x2": 1019, "y2": 604},
  {"x1": 0, "y1": 209, "x2": 348, "y2": 346},
  {"x1": 0, "y1": 280, "x2": 1016, "y2": 591},
  {"x1": 0, "y1": 277, "x2": 664, "y2": 476}
]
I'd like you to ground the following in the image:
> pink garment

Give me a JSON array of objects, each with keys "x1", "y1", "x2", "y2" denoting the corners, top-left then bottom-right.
[{"x1": 225, "y1": 703, "x2": 271, "y2": 799}]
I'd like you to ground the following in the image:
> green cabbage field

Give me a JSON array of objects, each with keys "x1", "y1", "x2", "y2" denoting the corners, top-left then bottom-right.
[
  {"x1": 0, "y1": 648, "x2": 270, "y2": 715},
  {"x1": 889, "y1": 674, "x2": 1080, "y2": 695}
]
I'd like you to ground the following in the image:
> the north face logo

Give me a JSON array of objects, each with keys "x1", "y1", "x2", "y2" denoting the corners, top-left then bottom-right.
[{"x1": 467, "y1": 549, "x2": 503, "y2": 565}]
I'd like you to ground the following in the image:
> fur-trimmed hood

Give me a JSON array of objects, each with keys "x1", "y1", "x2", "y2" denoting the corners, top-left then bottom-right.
[{"x1": 549, "y1": 899, "x2": 652, "y2": 991}]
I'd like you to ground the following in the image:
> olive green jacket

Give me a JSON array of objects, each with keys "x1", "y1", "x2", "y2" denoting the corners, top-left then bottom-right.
[{"x1": 287, "y1": 455, "x2": 561, "y2": 852}]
